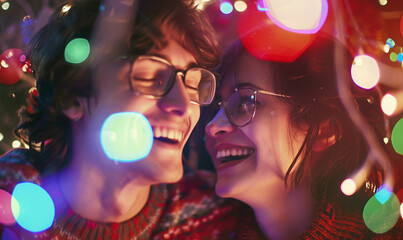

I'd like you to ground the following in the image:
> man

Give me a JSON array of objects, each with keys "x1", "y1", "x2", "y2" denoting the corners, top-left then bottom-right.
[{"x1": 0, "y1": 0, "x2": 241, "y2": 238}]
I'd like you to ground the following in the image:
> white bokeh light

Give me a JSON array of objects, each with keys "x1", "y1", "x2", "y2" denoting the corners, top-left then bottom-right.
[
  {"x1": 263, "y1": 0, "x2": 328, "y2": 34},
  {"x1": 341, "y1": 178, "x2": 357, "y2": 196},
  {"x1": 234, "y1": 1, "x2": 247, "y2": 12},
  {"x1": 351, "y1": 55, "x2": 380, "y2": 89},
  {"x1": 12, "y1": 140, "x2": 21, "y2": 148},
  {"x1": 381, "y1": 93, "x2": 397, "y2": 116}
]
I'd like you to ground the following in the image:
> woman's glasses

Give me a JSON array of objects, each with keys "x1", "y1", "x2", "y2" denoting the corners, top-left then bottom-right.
[
  {"x1": 217, "y1": 88, "x2": 293, "y2": 127},
  {"x1": 128, "y1": 55, "x2": 218, "y2": 106}
]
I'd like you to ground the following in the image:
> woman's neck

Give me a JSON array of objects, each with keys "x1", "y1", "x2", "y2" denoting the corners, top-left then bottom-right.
[
  {"x1": 246, "y1": 182, "x2": 317, "y2": 240},
  {"x1": 56, "y1": 159, "x2": 151, "y2": 223}
]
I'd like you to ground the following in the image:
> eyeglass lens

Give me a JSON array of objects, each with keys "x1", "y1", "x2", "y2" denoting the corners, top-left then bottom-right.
[
  {"x1": 130, "y1": 56, "x2": 216, "y2": 105},
  {"x1": 225, "y1": 88, "x2": 256, "y2": 127}
]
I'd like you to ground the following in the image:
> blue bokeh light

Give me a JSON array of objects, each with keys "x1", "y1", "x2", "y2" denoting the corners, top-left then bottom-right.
[
  {"x1": 375, "y1": 185, "x2": 393, "y2": 204},
  {"x1": 101, "y1": 112, "x2": 153, "y2": 162},
  {"x1": 11, "y1": 182, "x2": 55, "y2": 232},
  {"x1": 220, "y1": 1, "x2": 233, "y2": 14}
]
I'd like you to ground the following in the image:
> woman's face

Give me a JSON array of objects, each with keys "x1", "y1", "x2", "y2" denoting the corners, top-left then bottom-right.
[{"x1": 205, "y1": 52, "x2": 307, "y2": 203}]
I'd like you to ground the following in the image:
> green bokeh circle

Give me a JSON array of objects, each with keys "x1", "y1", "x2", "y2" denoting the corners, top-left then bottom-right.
[
  {"x1": 363, "y1": 193, "x2": 400, "y2": 234},
  {"x1": 391, "y1": 118, "x2": 403, "y2": 155}
]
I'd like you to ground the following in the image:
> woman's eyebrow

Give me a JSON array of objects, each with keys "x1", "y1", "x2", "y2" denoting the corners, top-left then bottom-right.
[{"x1": 236, "y1": 82, "x2": 265, "y2": 90}]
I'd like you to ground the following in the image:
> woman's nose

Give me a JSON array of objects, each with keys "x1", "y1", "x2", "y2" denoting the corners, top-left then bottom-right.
[{"x1": 205, "y1": 107, "x2": 234, "y2": 137}]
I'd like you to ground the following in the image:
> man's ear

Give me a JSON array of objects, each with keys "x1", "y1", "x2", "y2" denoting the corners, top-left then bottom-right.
[
  {"x1": 62, "y1": 98, "x2": 85, "y2": 121},
  {"x1": 312, "y1": 119, "x2": 342, "y2": 152}
]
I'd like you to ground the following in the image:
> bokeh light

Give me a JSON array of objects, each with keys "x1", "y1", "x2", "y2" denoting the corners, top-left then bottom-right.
[
  {"x1": 381, "y1": 93, "x2": 397, "y2": 116},
  {"x1": 101, "y1": 112, "x2": 153, "y2": 162},
  {"x1": 237, "y1": 0, "x2": 315, "y2": 62},
  {"x1": 400, "y1": 16, "x2": 403, "y2": 38},
  {"x1": 340, "y1": 178, "x2": 357, "y2": 196},
  {"x1": 0, "y1": 189, "x2": 17, "y2": 225},
  {"x1": 64, "y1": 38, "x2": 91, "y2": 64},
  {"x1": 363, "y1": 192, "x2": 400, "y2": 234},
  {"x1": 398, "y1": 53, "x2": 403, "y2": 62},
  {"x1": 12, "y1": 140, "x2": 21, "y2": 148},
  {"x1": 391, "y1": 118, "x2": 403, "y2": 155},
  {"x1": 0, "y1": 132, "x2": 3, "y2": 142},
  {"x1": 0, "y1": 48, "x2": 25, "y2": 85},
  {"x1": 401, "y1": 203, "x2": 403, "y2": 220},
  {"x1": 384, "y1": 44, "x2": 390, "y2": 53},
  {"x1": 234, "y1": 1, "x2": 247, "y2": 12},
  {"x1": 375, "y1": 185, "x2": 393, "y2": 204},
  {"x1": 263, "y1": 0, "x2": 328, "y2": 34},
  {"x1": 379, "y1": 0, "x2": 387, "y2": 6},
  {"x1": 61, "y1": 4, "x2": 71, "y2": 12},
  {"x1": 12, "y1": 182, "x2": 55, "y2": 232},
  {"x1": 220, "y1": 1, "x2": 233, "y2": 15},
  {"x1": 350, "y1": 55, "x2": 380, "y2": 89},
  {"x1": 1, "y1": 2, "x2": 10, "y2": 11},
  {"x1": 397, "y1": 189, "x2": 403, "y2": 220},
  {"x1": 386, "y1": 38, "x2": 395, "y2": 48},
  {"x1": 390, "y1": 52, "x2": 398, "y2": 62}
]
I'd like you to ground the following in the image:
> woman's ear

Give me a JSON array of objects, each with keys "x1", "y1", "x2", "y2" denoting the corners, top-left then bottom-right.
[
  {"x1": 312, "y1": 119, "x2": 342, "y2": 152},
  {"x1": 62, "y1": 98, "x2": 86, "y2": 121}
]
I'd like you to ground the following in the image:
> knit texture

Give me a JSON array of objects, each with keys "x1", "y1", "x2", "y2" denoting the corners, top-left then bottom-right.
[{"x1": 0, "y1": 148, "x2": 241, "y2": 240}]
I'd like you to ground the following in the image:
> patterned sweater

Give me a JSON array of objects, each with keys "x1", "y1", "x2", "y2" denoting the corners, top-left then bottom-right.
[{"x1": 0, "y1": 149, "x2": 242, "y2": 240}]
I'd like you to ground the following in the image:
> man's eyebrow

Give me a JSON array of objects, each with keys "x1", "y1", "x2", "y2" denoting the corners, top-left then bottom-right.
[{"x1": 148, "y1": 53, "x2": 199, "y2": 69}]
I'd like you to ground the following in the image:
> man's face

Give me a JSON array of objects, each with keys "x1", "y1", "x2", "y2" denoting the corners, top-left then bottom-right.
[{"x1": 72, "y1": 36, "x2": 200, "y2": 184}]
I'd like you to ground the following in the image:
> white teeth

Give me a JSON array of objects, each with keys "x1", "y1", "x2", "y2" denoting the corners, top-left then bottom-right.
[
  {"x1": 216, "y1": 147, "x2": 253, "y2": 159},
  {"x1": 155, "y1": 128, "x2": 161, "y2": 138},
  {"x1": 153, "y1": 127, "x2": 184, "y2": 142}
]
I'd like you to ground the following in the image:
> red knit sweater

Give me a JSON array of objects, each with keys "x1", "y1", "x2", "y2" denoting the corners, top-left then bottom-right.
[{"x1": 0, "y1": 149, "x2": 242, "y2": 240}]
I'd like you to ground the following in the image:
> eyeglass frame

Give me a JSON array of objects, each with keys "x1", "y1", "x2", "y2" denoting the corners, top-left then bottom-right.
[
  {"x1": 125, "y1": 55, "x2": 220, "y2": 106},
  {"x1": 217, "y1": 87, "x2": 293, "y2": 127}
]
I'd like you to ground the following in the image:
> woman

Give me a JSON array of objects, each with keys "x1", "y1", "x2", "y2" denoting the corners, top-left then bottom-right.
[{"x1": 205, "y1": 36, "x2": 403, "y2": 239}]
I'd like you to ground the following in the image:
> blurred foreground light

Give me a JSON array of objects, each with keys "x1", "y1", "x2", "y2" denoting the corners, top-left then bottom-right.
[
  {"x1": 390, "y1": 52, "x2": 398, "y2": 62},
  {"x1": 350, "y1": 55, "x2": 379, "y2": 89},
  {"x1": 0, "y1": 189, "x2": 17, "y2": 225},
  {"x1": 386, "y1": 38, "x2": 395, "y2": 48},
  {"x1": 391, "y1": 118, "x2": 403, "y2": 155},
  {"x1": 341, "y1": 178, "x2": 356, "y2": 196},
  {"x1": 61, "y1": 4, "x2": 71, "y2": 12},
  {"x1": 1, "y1": 2, "x2": 10, "y2": 11},
  {"x1": 383, "y1": 44, "x2": 390, "y2": 53},
  {"x1": 363, "y1": 190, "x2": 399, "y2": 234},
  {"x1": 101, "y1": 112, "x2": 153, "y2": 162},
  {"x1": 220, "y1": 1, "x2": 233, "y2": 14},
  {"x1": 375, "y1": 185, "x2": 393, "y2": 204},
  {"x1": 379, "y1": 0, "x2": 387, "y2": 6},
  {"x1": 12, "y1": 182, "x2": 55, "y2": 232},
  {"x1": 381, "y1": 93, "x2": 397, "y2": 116},
  {"x1": 400, "y1": 16, "x2": 403, "y2": 38},
  {"x1": 237, "y1": 0, "x2": 315, "y2": 62},
  {"x1": 12, "y1": 140, "x2": 21, "y2": 148},
  {"x1": 0, "y1": 132, "x2": 3, "y2": 142},
  {"x1": 234, "y1": 1, "x2": 247, "y2": 12},
  {"x1": 64, "y1": 38, "x2": 90, "y2": 64},
  {"x1": 263, "y1": 0, "x2": 328, "y2": 34}
]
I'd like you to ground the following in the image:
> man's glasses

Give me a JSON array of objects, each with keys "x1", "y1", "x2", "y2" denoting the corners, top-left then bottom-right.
[
  {"x1": 217, "y1": 88, "x2": 293, "y2": 127},
  {"x1": 128, "y1": 55, "x2": 218, "y2": 106}
]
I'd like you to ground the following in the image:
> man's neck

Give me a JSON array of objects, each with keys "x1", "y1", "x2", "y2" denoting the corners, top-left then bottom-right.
[{"x1": 56, "y1": 160, "x2": 151, "y2": 223}]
